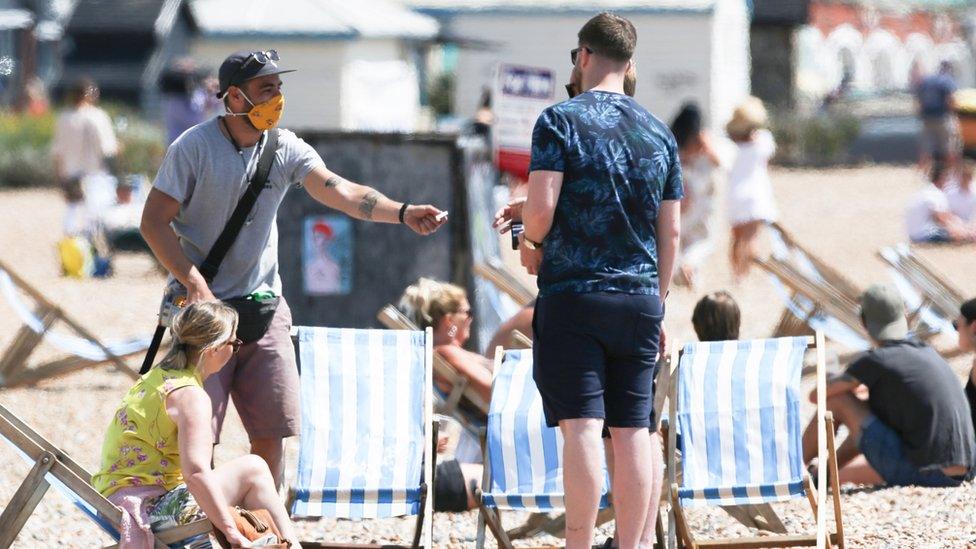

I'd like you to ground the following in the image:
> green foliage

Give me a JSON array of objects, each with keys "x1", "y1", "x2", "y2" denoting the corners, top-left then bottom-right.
[
  {"x1": 428, "y1": 72, "x2": 455, "y2": 117},
  {"x1": 0, "y1": 103, "x2": 165, "y2": 189},
  {"x1": 770, "y1": 110, "x2": 861, "y2": 166}
]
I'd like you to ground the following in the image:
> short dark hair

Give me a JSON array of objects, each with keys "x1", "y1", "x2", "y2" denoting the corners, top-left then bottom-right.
[
  {"x1": 692, "y1": 291, "x2": 741, "y2": 342},
  {"x1": 66, "y1": 77, "x2": 97, "y2": 106},
  {"x1": 578, "y1": 12, "x2": 637, "y2": 62},
  {"x1": 962, "y1": 297, "x2": 976, "y2": 324}
]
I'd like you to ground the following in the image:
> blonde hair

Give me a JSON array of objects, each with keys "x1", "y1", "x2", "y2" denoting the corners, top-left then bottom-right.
[
  {"x1": 397, "y1": 278, "x2": 468, "y2": 330},
  {"x1": 157, "y1": 302, "x2": 238, "y2": 371}
]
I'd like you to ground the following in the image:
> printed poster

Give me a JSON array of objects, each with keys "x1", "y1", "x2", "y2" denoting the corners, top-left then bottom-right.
[
  {"x1": 302, "y1": 215, "x2": 353, "y2": 296},
  {"x1": 492, "y1": 63, "x2": 556, "y2": 179}
]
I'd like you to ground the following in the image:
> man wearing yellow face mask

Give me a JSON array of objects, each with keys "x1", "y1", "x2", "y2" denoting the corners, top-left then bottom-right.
[{"x1": 141, "y1": 49, "x2": 448, "y2": 487}]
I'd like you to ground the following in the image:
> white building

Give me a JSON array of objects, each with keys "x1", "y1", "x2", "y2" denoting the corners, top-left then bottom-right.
[
  {"x1": 407, "y1": 0, "x2": 751, "y2": 129},
  {"x1": 189, "y1": 0, "x2": 439, "y2": 131}
]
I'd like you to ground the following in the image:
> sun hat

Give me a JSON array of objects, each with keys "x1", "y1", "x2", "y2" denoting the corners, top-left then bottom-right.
[{"x1": 725, "y1": 96, "x2": 768, "y2": 140}]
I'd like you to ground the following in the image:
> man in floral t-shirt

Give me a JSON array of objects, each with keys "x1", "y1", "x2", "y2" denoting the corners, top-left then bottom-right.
[{"x1": 507, "y1": 12, "x2": 682, "y2": 549}]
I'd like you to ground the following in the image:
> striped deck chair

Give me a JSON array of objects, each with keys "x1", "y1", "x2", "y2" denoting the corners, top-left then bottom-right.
[
  {"x1": 290, "y1": 326, "x2": 436, "y2": 548},
  {"x1": 0, "y1": 403, "x2": 210, "y2": 549},
  {"x1": 0, "y1": 261, "x2": 143, "y2": 388},
  {"x1": 377, "y1": 305, "x2": 490, "y2": 428},
  {"x1": 666, "y1": 335, "x2": 845, "y2": 549},
  {"x1": 475, "y1": 349, "x2": 611, "y2": 549},
  {"x1": 879, "y1": 244, "x2": 964, "y2": 339},
  {"x1": 756, "y1": 224, "x2": 870, "y2": 351}
]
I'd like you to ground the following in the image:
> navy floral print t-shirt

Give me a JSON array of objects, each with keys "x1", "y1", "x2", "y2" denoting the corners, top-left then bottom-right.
[{"x1": 529, "y1": 90, "x2": 683, "y2": 298}]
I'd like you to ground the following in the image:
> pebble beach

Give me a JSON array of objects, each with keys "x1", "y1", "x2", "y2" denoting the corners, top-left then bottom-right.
[{"x1": 1, "y1": 164, "x2": 974, "y2": 547}]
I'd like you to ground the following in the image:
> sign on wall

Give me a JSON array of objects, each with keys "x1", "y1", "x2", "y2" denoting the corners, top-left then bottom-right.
[
  {"x1": 302, "y1": 215, "x2": 353, "y2": 296},
  {"x1": 492, "y1": 63, "x2": 556, "y2": 179}
]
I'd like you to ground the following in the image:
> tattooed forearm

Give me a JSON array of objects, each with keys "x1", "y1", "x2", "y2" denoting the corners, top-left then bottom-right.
[
  {"x1": 358, "y1": 190, "x2": 379, "y2": 220},
  {"x1": 324, "y1": 175, "x2": 346, "y2": 189}
]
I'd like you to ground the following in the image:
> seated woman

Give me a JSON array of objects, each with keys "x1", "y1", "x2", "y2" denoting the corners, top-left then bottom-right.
[
  {"x1": 397, "y1": 278, "x2": 491, "y2": 512},
  {"x1": 92, "y1": 302, "x2": 301, "y2": 548},
  {"x1": 398, "y1": 278, "x2": 494, "y2": 403}
]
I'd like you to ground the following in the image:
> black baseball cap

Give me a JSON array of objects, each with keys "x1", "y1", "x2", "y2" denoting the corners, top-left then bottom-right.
[{"x1": 216, "y1": 49, "x2": 295, "y2": 98}]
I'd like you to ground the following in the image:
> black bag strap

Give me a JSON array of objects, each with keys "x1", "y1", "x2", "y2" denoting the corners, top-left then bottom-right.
[{"x1": 199, "y1": 128, "x2": 279, "y2": 283}]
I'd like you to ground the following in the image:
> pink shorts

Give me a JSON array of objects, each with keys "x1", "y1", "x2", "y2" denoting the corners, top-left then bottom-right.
[{"x1": 205, "y1": 299, "x2": 299, "y2": 441}]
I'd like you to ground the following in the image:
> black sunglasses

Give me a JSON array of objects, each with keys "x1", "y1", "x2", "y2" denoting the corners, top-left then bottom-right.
[
  {"x1": 570, "y1": 47, "x2": 593, "y2": 66},
  {"x1": 229, "y1": 338, "x2": 243, "y2": 353},
  {"x1": 242, "y1": 49, "x2": 279, "y2": 71}
]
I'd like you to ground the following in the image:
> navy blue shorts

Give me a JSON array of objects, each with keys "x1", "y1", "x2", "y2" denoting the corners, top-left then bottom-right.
[
  {"x1": 532, "y1": 292, "x2": 663, "y2": 429},
  {"x1": 859, "y1": 415, "x2": 965, "y2": 488}
]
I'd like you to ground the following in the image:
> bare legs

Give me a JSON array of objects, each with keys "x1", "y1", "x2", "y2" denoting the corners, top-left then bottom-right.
[
  {"x1": 250, "y1": 437, "x2": 285, "y2": 490},
  {"x1": 561, "y1": 418, "x2": 606, "y2": 549},
  {"x1": 729, "y1": 220, "x2": 763, "y2": 281},
  {"x1": 801, "y1": 391, "x2": 884, "y2": 485},
  {"x1": 608, "y1": 427, "x2": 654, "y2": 549},
  {"x1": 637, "y1": 432, "x2": 664, "y2": 548},
  {"x1": 212, "y1": 454, "x2": 302, "y2": 546}
]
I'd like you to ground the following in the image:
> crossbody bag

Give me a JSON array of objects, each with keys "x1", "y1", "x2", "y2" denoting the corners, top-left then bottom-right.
[{"x1": 140, "y1": 128, "x2": 280, "y2": 374}]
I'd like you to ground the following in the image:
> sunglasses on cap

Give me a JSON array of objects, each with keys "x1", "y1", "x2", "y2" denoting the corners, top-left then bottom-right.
[
  {"x1": 570, "y1": 47, "x2": 593, "y2": 66},
  {"x1": 242, "y1": 49, "x2": 279, "y2": 71}
]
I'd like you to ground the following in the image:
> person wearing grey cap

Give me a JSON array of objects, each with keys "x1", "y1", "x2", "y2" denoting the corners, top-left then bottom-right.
[
  {"x1": 140, "y1": 49, "x2": 448, "y2": 487},
  {"x1": 800, "y1": 284, "x2": 975, "y2": 487}
]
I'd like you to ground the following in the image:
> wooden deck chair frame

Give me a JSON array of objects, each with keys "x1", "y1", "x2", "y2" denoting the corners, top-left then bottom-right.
[
  {"x1": 0, "y1": 403, "x2": 211, "y2": 549},
  {"x1": 476, "y1": 348, "x2": 672, "y2": 549},
  {"x1": 877, "y1": 246, "x2": 965, "y2": 329},
  {"x1": 755, "y1": 255, "x2": 869, "y2": 342},
  {"x1": 377, "y1": 305, "x2": 491, "y2": 419},
  {"x1": 473, "y1": 259, "x2": 536, "y2": 307},
  {"x1": 0, "y1": 260, "x2": 140, "y2": 388},
  {"x1": 288, "y1": 327, "x2": 437, "y2": 549},
  {"x1": 665, "y1": 333, "x2": 845, "y2": 549}
]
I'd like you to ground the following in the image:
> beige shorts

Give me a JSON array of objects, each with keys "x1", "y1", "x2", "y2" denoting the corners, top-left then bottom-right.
[{"x1": 205, "y1": 298, "x2": 300, "y2": 441}]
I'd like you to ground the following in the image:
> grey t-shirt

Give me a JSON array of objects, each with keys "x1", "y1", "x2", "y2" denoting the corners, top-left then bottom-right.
[{"x1": 153, "y1": 118, "x2": 324, "y2": 298}]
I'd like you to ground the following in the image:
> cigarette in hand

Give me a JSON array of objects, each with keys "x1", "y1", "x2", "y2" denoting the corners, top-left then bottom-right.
[{"x1": 435, "y1": 211, "x2": 449, "y2": 222}]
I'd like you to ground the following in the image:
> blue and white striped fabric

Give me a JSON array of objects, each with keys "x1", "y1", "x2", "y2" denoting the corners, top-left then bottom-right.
[
  {"x1": 291, "y1": 327, "x2": 428, "y2": 519},
  {"x1": 676, "y1": 338, "x2": 807, "y2": 507},
  {"x1": 482, "y1": 349, "x2": 610, "y2": 512}
]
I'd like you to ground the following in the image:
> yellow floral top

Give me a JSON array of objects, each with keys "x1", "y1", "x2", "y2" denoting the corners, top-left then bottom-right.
[{"x1": 93, "y1": 366, "x2": 201, "y2": 497}]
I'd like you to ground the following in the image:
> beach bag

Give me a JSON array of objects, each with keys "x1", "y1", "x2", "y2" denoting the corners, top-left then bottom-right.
[{"x1": 212, "y1": 507, "x2": 291, "y2": 548}]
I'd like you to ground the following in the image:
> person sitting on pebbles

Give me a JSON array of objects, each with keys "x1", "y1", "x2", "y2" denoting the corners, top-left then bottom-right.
[
  {"x1": 801, "y1": 284, "x2": 976, "y2": 487},
  {"x1": 93, "y1": 302, "x2": 302, "y2": 548},
  {"x1": 957, "y1": 297, "x2": 976, "y2": 437}
]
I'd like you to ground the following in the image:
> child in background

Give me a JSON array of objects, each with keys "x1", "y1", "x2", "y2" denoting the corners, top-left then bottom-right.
[{"x1": 726, "y1": 97, "x2": 777, "y2": 280}]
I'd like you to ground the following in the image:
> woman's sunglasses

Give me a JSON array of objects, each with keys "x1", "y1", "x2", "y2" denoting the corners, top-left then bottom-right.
[{"x1": 228, "y1": 338, "x2": 243, "y2": 353}]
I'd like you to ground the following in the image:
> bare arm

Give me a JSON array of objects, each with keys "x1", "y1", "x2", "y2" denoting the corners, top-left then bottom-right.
[
  {"x1": 437, "y1": 345, "x2": 494, "y2": 403},
  {"x1": 140, "y1": 188, "x2": 215, "y2": 303},
  {"x1": 808, "y1": 372, "x2": 861, "y2": 403},
  {"x1": 303, "y1": 166, "x2": 446, "y2": 235},
  {"x1": 167, "y1": 387, "x2": 249, "y2": 545},
  {"x1": 655, "y1": 200, "x2": 681, "y2": 301},
  {"x1": 522, "y1": 170, "x2": 564, "y2": 242}
]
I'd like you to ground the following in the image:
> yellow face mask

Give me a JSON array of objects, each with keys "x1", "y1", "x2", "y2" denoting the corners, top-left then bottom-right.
[{"x1": 231, "y1": 91, "x2": 284, "y2": 131}]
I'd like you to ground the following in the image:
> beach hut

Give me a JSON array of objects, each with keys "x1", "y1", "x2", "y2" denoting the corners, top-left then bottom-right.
[
  {"x1": 189, "y1": 0, "x2": 440, "y2": 131},
  {"x1": 408, "y1": 0, "x2": 752, "y2": 129}
]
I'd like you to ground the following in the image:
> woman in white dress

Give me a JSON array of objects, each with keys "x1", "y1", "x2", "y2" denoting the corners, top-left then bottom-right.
[
  {"x1": 726, "y1": 97, "x2": 777, "y2": 280},
  {"x1": 671, "y1": 103, "x2": 725, "y2": 288}
]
